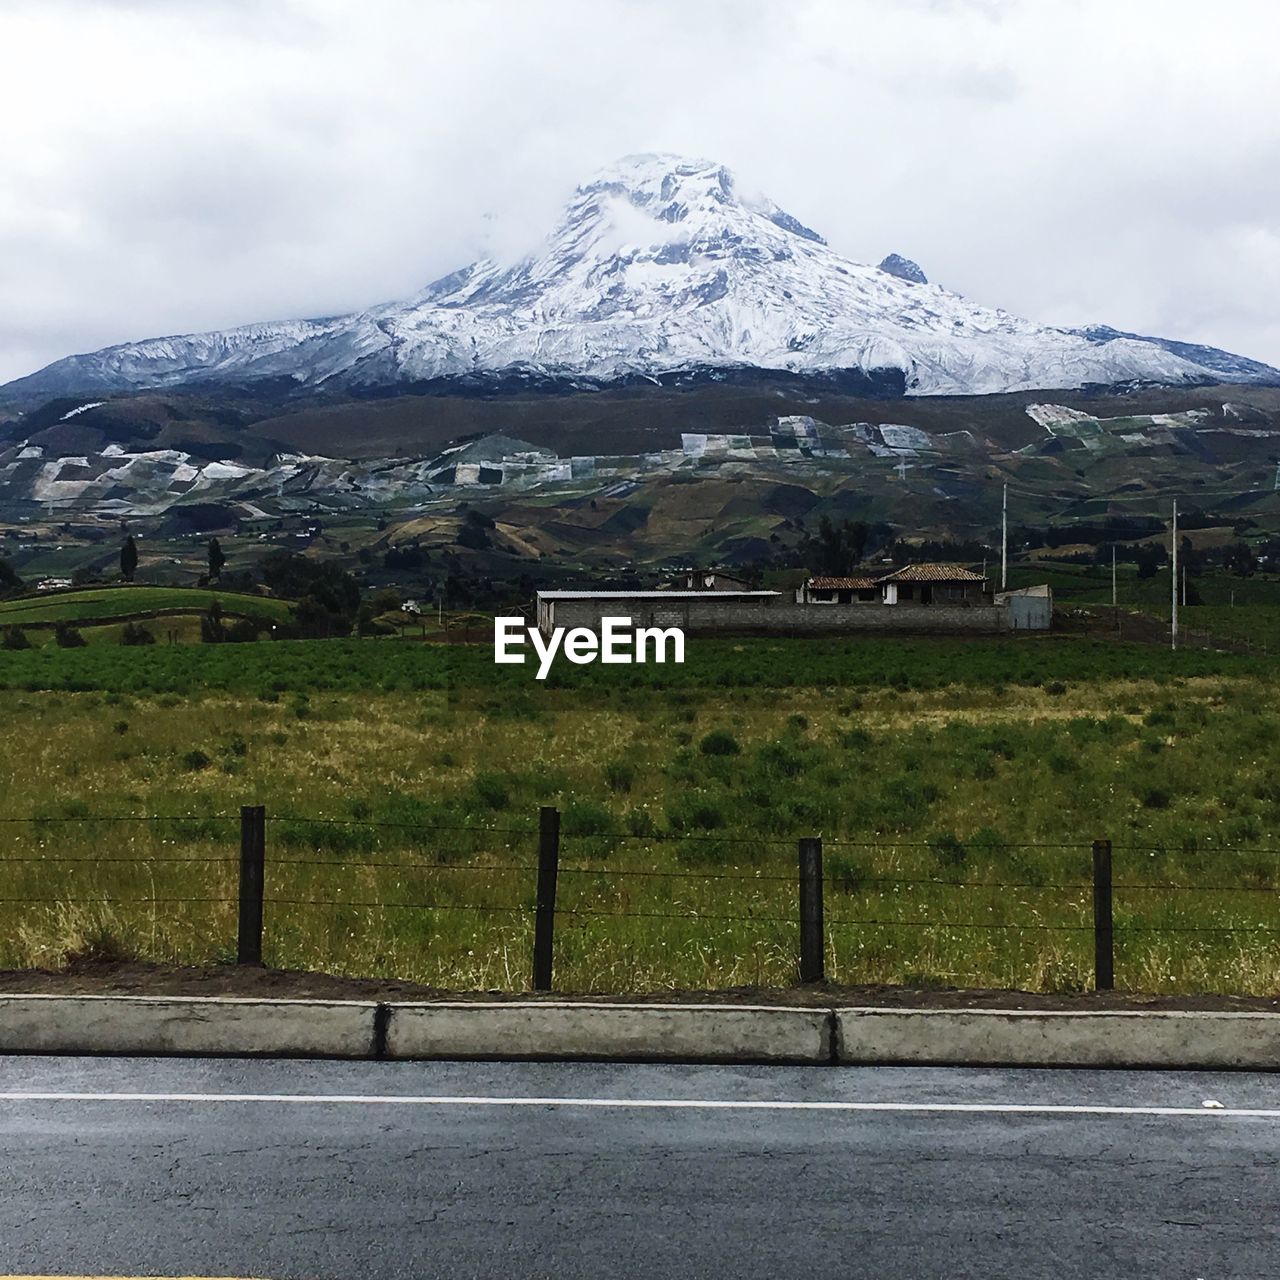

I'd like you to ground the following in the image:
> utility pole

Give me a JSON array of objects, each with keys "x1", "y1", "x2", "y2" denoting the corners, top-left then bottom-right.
[
  {"x1": 1171, "y1": 498, "x2": 1179, "y2": 651},
  {"x1": 1001, "y1": 482, "x2": 1008, "y2": 591}
]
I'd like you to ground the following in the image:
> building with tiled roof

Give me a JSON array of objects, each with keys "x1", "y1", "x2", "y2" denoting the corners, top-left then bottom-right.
[
  {"x1": 800, "y1": 563, "x2": 992, "y2": 607},
  {"x1": 793, "y1": 560, "x2": 993, "y2": 604},
  {"x1": 802, "y1": 575, "x2": 882, "y2": 604},
  {"x1": 877, "y1": 562, "x2": 990, "y2": 606},
  {"x1": 878, "y1": 563, "x2": 988, "y2": 584}
]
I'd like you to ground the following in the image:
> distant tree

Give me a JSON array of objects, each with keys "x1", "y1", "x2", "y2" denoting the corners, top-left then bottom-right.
[
  {"x1": 1, "y1": 626, "x2": 31, "y2": 651},
  {"x1": 356, "y1": 602, "x2": 396, "y2": 636},
  {"x1": 456, "y1": 509, "x2": 494, "y2": 552},
  {"x1": 259, "y1": 550, "x2": 362, "y2": 638},
  {"x1": 53, "y1": 621, "x2": 86, "y2": 648},
  {"x1": 1134, "y1": 542, "x2": 1166, "y2": 580},
  {"x1": 200, "y1": 601, "x2": 226, "y2": 644},
  {"x1": 208, "y1": 537, "x2": 226, "y2": 582},
  {"x1": 0, "y1": 558, "x2": 22, "y2": 598},
  {"x1": 1179, "y1": 535, "x2": 1205, "y2": 577},
  {"x1": 120, "y1": 621, "x2": 155, "y2": 646},
  {"x1": 384, "y1": 543, "x2": 427, "y2": 570},
  {"x1": 120, "y1": 536, "x2": 138, "y2": 582},
  {"x1": 806, "y1": 517, "x2": 870, "y2": 575},
  {"x1": 1225, "y1": 542, "x2": 1258, "y2": 577}
]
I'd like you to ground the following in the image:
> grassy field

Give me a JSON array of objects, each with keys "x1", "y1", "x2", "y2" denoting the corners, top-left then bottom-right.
[
  {"x1": 0, "y1": 631, "x2": 1271, "y2": 694},
  {"x1": 1008, "y1": 560, "x2": 1280, "y2": 612},
  {"x1": 0, "y1": 585, "x2": 291, "y2": 632},
  {"x1": 2, "y1": 634, "x2": 1279, "y2": 994}
]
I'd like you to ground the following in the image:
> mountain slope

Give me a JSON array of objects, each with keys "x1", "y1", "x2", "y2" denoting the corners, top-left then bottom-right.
[{"x1": 6, "y1": 153, "x2": 1279, "y2": 405}]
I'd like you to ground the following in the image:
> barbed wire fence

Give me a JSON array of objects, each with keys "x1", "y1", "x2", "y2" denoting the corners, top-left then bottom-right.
[{"x1": 1, "y1": 807, "x2": 1277, "y2": 990}]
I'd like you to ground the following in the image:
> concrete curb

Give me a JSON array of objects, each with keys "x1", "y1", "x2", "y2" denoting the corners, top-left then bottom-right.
[
  {"x1": 836, "y1": 1007, "x2": 1280, "y2": 1070},
  {"x1": 1, "y1": 996, "x2": 1278, "y2": 1069},
  {"x1": 385, "y1": 1001, "x2": 833, "y2": 1063},
  {"x1": 0, "y1": 995, "x2": 380, "y2": 1058}
]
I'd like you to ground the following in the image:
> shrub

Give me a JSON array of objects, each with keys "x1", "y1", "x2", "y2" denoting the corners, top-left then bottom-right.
[
  {"x1": 604, "y1": 759, "x2": 637, "y2": 792},
  {"x1": 666, "y1": 796, "x2": 726, "y2": 831},
  {"x1": 181, "y1": 749, "x2": 212, "y2": 771},
  {"x1": 837, "y1": 728, "x2": 871, "y2": 751},
  {"x1": 471, "y1": 772, "x2": 511, "y2": 810},
  {"x1": 965, "y1": 825, "x2": 1000, "y2": 851},
  {"x1": 787, "y1": 713, "x2": 809, "y2": 732},
  {"x1": 929, "y1": 831, "x2": 967, "y2": 867},
  {"x1": 829, "y1": 856, "x2": 868, "y2": 894},
  {"x1": 756, "y1": 740, "x2": 805, "y2": 778},
  {"x1": 1142, "y1": 788, "x2": 1171, "y2": 810},
  {"x1": 1046, "y1": 681, "x2": 1068, "y2": 697},
  {"x1": 225, "y1": 618, "x2": 260, "y2": 643},
  {"x1": 881, "y1": 777, "x2": 938, "y2": 823},
  {"x1": 112, "y1": 720, "x2": 129, "y2": 735},
  {"x1": 2, "y1": 626, "x2": 31, "y2": 650},
  {"x1": 54, "y1": 621, "x2": 86, "y2": 648},
  {"x1": 699, "y1": 729, "x2": 741, "y2": 757},
  {"x1": 625, "y1": 807, "x2": 657, "y2": 837},
  {"x1": 201, "y1": 602, "x2": 225, "y2": 643},
  {"x1": 561, "y1": 800, "x2": 614, "y2": 837},
  {"x1": 120, "y1": 621, "x2": 155, "y2": 646}
]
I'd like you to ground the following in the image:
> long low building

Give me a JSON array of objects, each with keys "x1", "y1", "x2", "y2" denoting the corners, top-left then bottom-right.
[{"x1": 537, "y1": 565, "x2": 1051, "y2": 637}]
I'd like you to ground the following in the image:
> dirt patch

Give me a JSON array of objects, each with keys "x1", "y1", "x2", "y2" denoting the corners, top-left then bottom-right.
[{"x1": 1, "y1": 960, "x2": 1277, "y2": 1012}]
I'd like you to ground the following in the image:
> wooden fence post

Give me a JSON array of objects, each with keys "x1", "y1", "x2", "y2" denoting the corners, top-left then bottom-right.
[
  {"x1": 1092, "y1": 838, "x2": 1113, "y2": 991},
  {"x1": 238, "y1": 804, "x2": 266, "y2": 966},
  {"x1": 532, "y1": 806, "x2": 560, "y2": 991},
  {"x1": 798, "y1": 836, "x2": 825, "y2": 983}
]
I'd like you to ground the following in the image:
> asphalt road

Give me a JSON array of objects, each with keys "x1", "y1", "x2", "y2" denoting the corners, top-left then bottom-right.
[{"x1": 0, "y1": 1056, "x2": 1276, "y2": 1279}]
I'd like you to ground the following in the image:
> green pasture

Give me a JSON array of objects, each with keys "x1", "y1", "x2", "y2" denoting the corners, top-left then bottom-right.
[
  {"x1": 1, "y1": 658, "x2": 1279, "y2": 994},
  {"x1": 0, "y1": 584, "x2": 290, "y2": 628}
]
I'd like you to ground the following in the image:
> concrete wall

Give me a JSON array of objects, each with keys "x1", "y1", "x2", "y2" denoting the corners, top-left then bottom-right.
[
  {"x1": 543, "y1": 595, "x2": 1011, "y2": 636},
  {"x1": 997, "y1": 585, "x2": 1053, "y2": 632}
]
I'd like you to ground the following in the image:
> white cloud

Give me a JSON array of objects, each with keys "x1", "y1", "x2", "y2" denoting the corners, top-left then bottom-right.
[{"x1": 1, "y1": 0, "x2": 1278, "y2": 383}]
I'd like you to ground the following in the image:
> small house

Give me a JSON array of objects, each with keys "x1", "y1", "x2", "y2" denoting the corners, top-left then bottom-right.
[
  {"x1": 878, "y1": 563, "x2": 990, "y2": 606},
  {"x1": 799, "y1": 575, "x2": 882, "y2": 604}
]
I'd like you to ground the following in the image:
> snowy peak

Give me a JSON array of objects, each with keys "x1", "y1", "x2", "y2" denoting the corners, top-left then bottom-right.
[
  {"x1": 4, "y1": 152, "x2": 1279, "y2": 406},
  {"x1": 574, "y1": 153, "x2": 827, "y2": 246}
]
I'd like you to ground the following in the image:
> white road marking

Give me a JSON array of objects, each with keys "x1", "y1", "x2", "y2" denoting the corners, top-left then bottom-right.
[{"x1": 0, "y1": 1091, "x2": 1275, "y2": 1118}]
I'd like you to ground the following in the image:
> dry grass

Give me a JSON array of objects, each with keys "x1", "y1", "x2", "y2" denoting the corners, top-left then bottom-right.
[{"x1": 1, "y1": 675, "x2": 1278, "y2": 994}]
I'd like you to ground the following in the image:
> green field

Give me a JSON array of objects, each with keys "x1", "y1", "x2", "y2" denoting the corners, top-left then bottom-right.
[
  {"x1": 0, "y1": 631, "x2": 1271, "y2": 694},
  {"x1": 1008, "y1": 561, "x2": 1280, "y2": 611},
  {"x1": 0, "y1": 584, "x2": 291, "y2": 629},
  {"x1": 2, "y1": 631, "x2": 1279, "y2": 994}
]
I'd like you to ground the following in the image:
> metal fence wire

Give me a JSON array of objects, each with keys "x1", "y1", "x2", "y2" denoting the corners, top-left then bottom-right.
[{"x1": 0, "y1": 807, "x2": 1276, "y2": 991}]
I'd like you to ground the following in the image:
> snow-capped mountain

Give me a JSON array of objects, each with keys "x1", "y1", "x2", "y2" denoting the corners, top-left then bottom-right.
[{"x1": 5, "y1": 153, "x2": 1278, "y2": 403}]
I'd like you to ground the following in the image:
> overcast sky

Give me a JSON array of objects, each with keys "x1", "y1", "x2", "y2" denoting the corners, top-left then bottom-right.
[{"x1": 2, "y1": 0, "x2": 1278, "y2": 384}]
